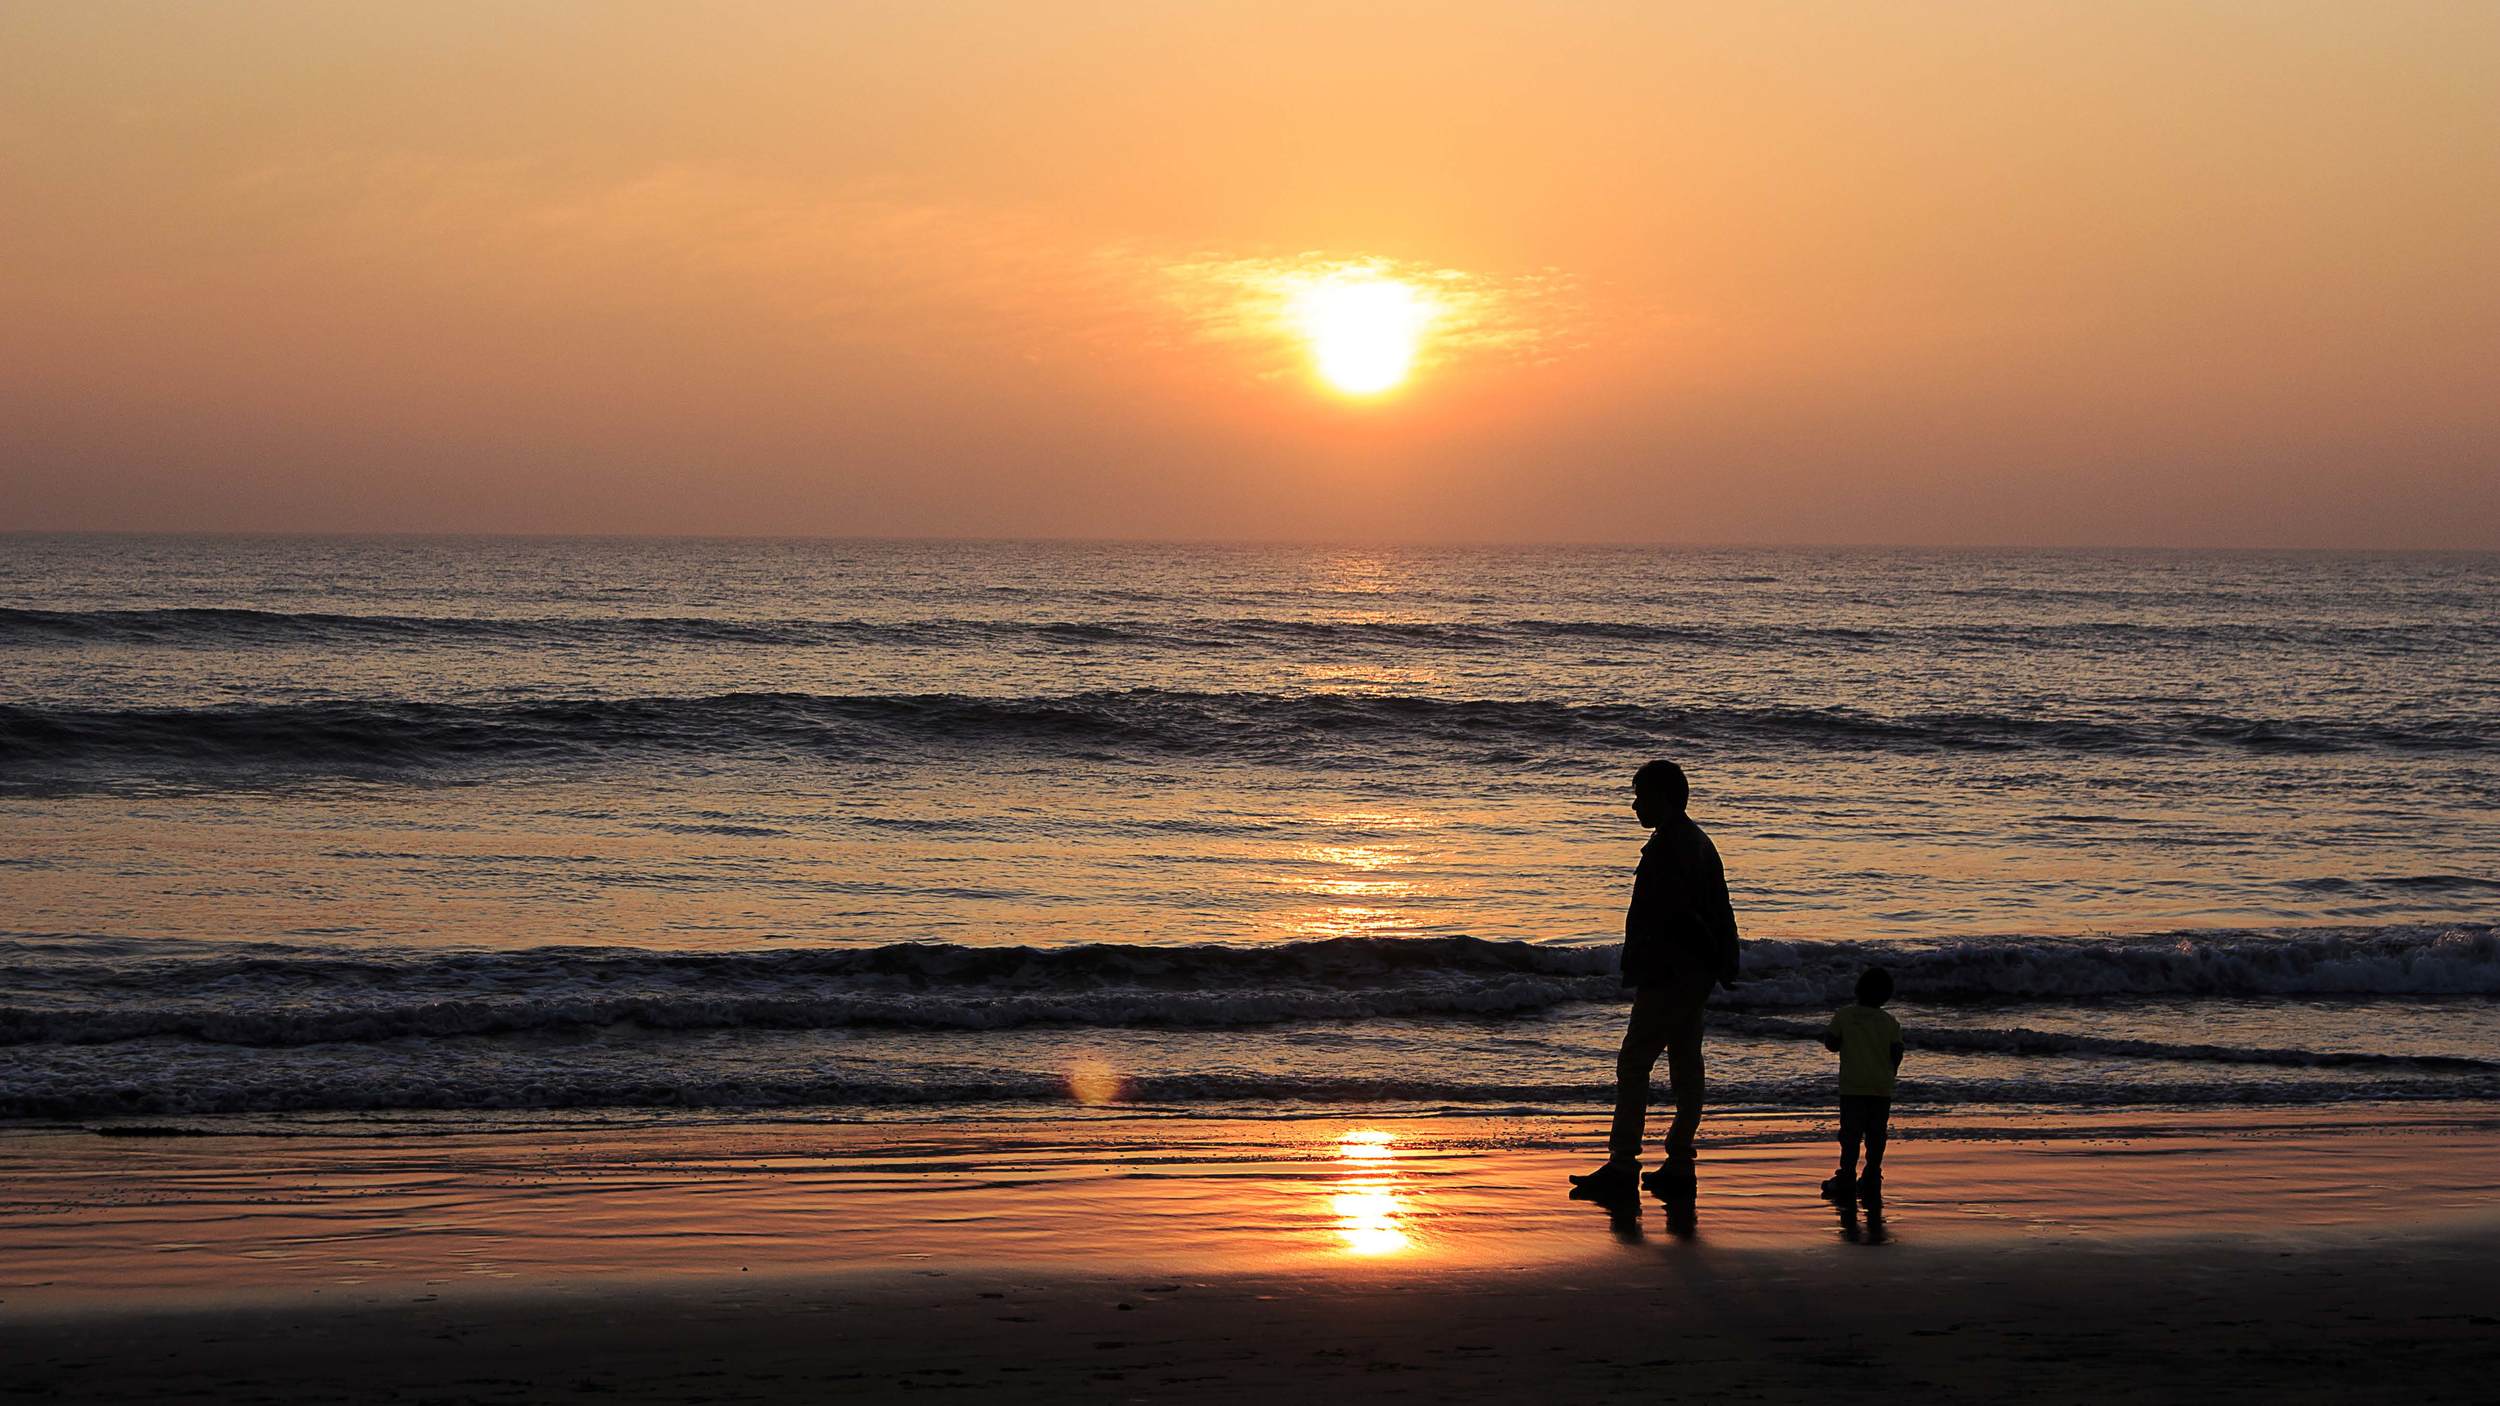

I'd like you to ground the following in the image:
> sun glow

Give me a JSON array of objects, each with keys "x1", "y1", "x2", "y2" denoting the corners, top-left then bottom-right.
[{"x1": 1291, "y1": 275, "x2": 1434, "y2": 395}]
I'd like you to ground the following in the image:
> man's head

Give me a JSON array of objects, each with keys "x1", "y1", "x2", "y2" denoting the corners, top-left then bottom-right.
[
  {"x1": 1855, "y1": 967, "x2": 1894, "y2": 1008},
  {"x1": 1631, "y1": 759, "x2": 1688, "y2": 828}
]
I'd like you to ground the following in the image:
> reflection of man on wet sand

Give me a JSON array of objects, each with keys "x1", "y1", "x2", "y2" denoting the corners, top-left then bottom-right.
[{"x1": 1571, "y1": 759, "x2": 1741, "y2": 1201}]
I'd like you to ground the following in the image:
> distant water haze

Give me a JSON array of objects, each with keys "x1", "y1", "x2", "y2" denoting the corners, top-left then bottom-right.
[{"x1": 4, "y1": 3, "x2": 2497, "y2": 545}]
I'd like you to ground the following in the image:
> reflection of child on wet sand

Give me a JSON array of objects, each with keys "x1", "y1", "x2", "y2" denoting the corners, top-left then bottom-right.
[{"x1": 1821, "y1": 967, "x2": 1904, "y2": 1201}]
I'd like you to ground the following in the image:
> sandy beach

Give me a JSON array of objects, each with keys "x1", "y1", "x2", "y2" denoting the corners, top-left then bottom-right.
[
  {"x1": 12, "y1": 1231, "x2": 2498, "y2": 1404},
  {"x1": 7, "y1": 1105, "x2": 2496, "y2": 1401}
]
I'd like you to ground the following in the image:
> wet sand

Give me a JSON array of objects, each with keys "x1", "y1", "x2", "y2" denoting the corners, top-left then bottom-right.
[
  {"x1": 5, "y1": 1106, "x2": 2497, "y2": 1401},
  {"x1": 10, "y1": 1234, "x2": 2495, "y2": 1404}
]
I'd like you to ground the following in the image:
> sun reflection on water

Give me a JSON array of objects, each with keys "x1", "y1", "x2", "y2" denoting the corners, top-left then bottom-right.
[
  {"x1": 1338, "y1": 1128, "x2": 1397, "y2": 1163},
  {"x1": 1293, "y1": 842, "x2": 1415, "y2": 900},
  {"x1": 1330, "y1": 1190, "x2": 1408, "y2": 1256},
  {"x1": 1290, "y1": 904, "x2": 1419, "y2": 940},
  {"x1": 1329, "y1": 1128, "x2": 1412, "y2": 1256}
]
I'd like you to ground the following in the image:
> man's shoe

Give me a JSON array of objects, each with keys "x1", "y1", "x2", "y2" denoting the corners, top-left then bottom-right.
[
  {"x1": 1819, "y1": 1172, "x2": 1856, "y2": 1200},
  {"x1": 1642, "y1": 1159, "x2": 1697, "y2": 1199},
  {"x1": 1569, "y1": 1159, "x2": 1641, "y2": 1196},
  {"x1": 1857, "y1": 1171, "x2": 1883, "y2": 1201}
]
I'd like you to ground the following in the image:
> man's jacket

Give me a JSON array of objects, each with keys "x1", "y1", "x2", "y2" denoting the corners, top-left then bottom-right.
[{"x1": 1621, "y1": 815, "x2": 1741, "y2": 988}]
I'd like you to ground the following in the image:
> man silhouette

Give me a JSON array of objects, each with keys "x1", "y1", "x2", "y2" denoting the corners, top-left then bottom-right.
[{"x1": 1570, "y1": 759, "x2": 1741, "y2": 1200}]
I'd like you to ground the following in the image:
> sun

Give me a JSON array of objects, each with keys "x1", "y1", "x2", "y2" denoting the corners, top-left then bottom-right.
[{"x1": 1291, "y1": 274, "x2": 1434, "y2": 396}]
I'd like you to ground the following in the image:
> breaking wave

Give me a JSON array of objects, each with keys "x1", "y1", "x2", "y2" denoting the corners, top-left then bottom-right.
[
  {"x1": 5, "y1": 926, "x2": 2492, "y2": 1049},
  {"x1": 5, "y1": 689, "x2": 2486, "y2": 783},
  {"x1": 8, "y1": 927, "x2": 2495, "y2": 1119}
]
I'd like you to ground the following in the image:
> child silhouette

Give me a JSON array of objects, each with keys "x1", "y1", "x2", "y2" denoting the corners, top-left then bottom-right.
[{"x1": 1820, "y1": 967, "x2": 1905, "y2": 1201}]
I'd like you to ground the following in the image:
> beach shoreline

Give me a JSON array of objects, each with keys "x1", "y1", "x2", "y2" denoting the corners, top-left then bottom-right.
[{"x1": 7, "y1": 1101, "x2": 2495, "y2": 1298}]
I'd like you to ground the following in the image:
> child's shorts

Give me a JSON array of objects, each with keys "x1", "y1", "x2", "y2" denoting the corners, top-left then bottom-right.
[{"x1": 1838, "y1": 1094, "x2": 1892, "y2": 1138}]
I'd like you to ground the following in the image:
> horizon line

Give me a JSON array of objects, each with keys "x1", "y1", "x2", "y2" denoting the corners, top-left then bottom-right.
[{"x1": 2, "y1": 527, "x2": 2495, "y2": 555}]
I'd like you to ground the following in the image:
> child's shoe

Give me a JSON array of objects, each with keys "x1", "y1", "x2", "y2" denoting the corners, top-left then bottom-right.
[
  {"x1": 1857, "y1": 1170, "x2": 1883, "y2": 1202},
  {"x1": 1819, "y1": 1171, "x2": 1856, "y2": 1200}
]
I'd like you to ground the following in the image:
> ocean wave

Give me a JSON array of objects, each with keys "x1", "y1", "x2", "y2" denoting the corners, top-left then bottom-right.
[
  {"x1": 3, "y1": 926, "x2": 2492, "y2": 1049},
  {"x1": 0, "y1": 935, "x2": 1622, "y2": 1046},
  {"x1": 0, "y1": 606, "x2": 823, "y2": 647},
  {"x1": 8, "y1": 606, "x2": 2489, "y2": 655},
  {"x1": 5, "y1": 689, "x2": 2486, "y2": 781},
  {"x1": 1711, "y1": 1013, "x2": 2500, "y2": 1072},
  {"x1": 1733, "y1": 925, "x2": 2500, "y2": 1004},
  {"x1": 0, "y1": 606, "x2": 1696, "y2": 651}
]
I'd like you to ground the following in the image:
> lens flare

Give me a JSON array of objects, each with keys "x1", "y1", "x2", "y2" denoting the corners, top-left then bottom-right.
[{"x1": 1066, "y1": 1057, "x2": 1124, "y2": 1106}]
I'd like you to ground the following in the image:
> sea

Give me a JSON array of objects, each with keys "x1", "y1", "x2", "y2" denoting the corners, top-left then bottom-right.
[{"x1": 2, "y1": 536, "x2": 2496, "y2": 1130}]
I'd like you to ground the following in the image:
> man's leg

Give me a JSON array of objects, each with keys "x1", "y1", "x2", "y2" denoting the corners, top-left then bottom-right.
[
  {"x1": 1657, "y1": 969, "x2": 1711, "y2": 1163},
  {"x1": 1605, "y1": 987, "x2": 1673, "y2": 1164}
]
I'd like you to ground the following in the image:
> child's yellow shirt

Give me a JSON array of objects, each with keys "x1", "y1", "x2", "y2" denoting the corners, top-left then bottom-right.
[{"x1": 1825, "y1": 1004, "x2": 1903, "y2": 1096}]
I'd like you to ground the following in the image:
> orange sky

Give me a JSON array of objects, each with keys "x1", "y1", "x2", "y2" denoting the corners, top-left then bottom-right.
[{"x1": 3, "y1": 2, "x2": 2495, "y2": 545}]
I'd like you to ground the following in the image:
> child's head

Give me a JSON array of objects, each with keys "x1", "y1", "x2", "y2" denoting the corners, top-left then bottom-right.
[{"x1": 1854, "y1": 966, "x2": 1894, "y2": 1007}]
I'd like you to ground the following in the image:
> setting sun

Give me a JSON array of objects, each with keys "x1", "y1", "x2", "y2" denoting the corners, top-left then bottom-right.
[{"x1": 1291, "y1": 274, "x2": 1433, "y2": 395}]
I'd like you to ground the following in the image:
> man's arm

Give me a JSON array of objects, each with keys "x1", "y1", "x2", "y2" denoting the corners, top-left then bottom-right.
[
  {"x1": 1889, "y1": 1041, "x2": 1905, "y2": 1069},
  {"x1": 1624, "y1": 848, "x2": 1658, "y2": 944},
  {"x1": 1822, "y1": 1018, "x2": 1843, "y2": 1053},
  {"x1": 1699, "y1": 836, "x2": 1740, "y2": 985}
]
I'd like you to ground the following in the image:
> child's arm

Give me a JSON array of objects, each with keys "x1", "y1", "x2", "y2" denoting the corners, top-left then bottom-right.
[
  {"x1": 1821, "y1": 1017, "x2": 1843, "y2": 1053},
  {"x1": 1889, "y1": 1041, "x2": 1905, "y2": 1069}
]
